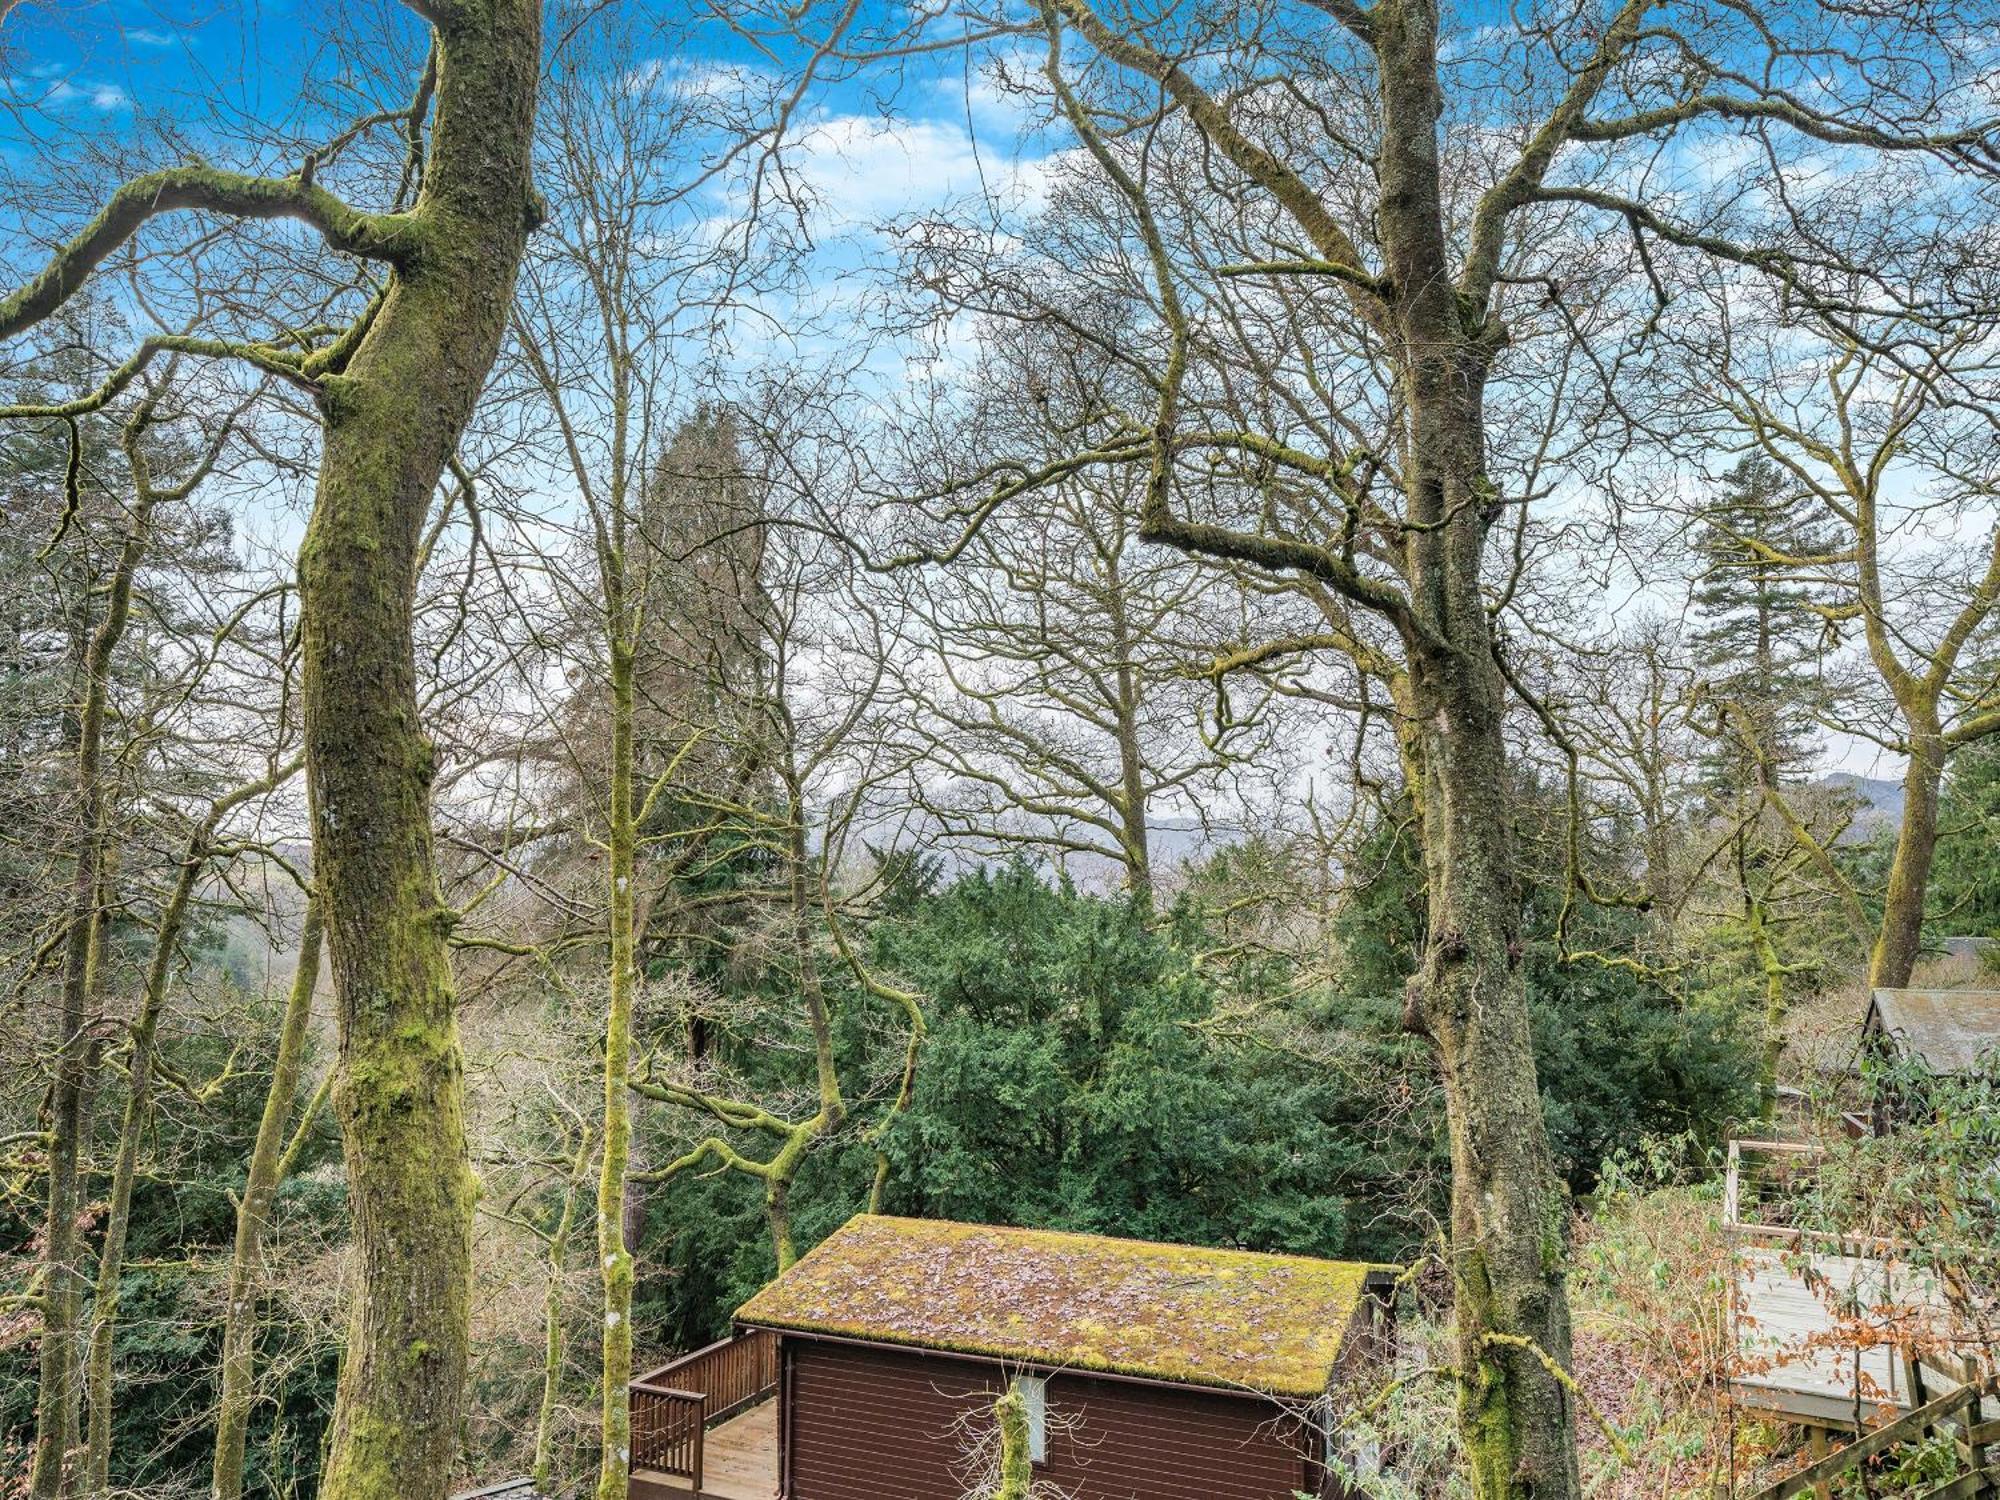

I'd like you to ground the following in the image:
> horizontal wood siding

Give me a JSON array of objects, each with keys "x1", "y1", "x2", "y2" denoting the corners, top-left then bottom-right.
[
  {"x1": 785, "y1": 1339, "x2": 1318, "y2": 1500},
  {"x1": 787, "y1": 1340, "x2": 980, "y2": 1500},
  {"x1": 1037, "y1": 1369, "x2": 1313, "y2": 1500}
]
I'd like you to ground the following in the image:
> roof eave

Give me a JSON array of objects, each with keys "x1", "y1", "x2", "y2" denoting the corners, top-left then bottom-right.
[{"x1": 737, "y1": 1321, "x2": 1334, "y2": 1402}]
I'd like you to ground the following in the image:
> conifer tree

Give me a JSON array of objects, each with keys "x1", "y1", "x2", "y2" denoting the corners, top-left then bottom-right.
[{"x1": 1690, "y1": 456, "x2": 1836, "y2": 792}]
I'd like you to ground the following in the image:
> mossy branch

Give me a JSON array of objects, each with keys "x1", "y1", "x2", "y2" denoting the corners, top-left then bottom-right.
[
  {"x1": 0, "y1": 166, "x2": 417, "y2": 343},
  {"x1": 1477, "y1": 1333, "x2": 1633, "y2": 1464},
  {"x1": 992, "y1": 1383, "x2": 1034, "y2": 1500}
]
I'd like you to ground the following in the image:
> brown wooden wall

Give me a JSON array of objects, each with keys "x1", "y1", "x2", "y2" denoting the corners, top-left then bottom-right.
[{"x1": 781, "y1": 1336, "x2": 1324, "y2": 1500}]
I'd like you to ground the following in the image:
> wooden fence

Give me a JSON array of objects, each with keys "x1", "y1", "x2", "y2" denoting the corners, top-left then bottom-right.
[{"x1": 628, "y1": 1328, "x2": 780, "y2": 1490}]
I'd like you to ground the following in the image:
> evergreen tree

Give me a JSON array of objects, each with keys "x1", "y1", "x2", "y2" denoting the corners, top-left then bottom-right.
[
  {"x1": 1690, "y1": 455, "x2": 1839, "y2": 790},
  {"x1": 1926, "y1": 739, "x2": 2000, "y2": 941}
]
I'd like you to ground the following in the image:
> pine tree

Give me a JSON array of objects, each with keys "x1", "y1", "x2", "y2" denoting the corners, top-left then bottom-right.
[{"x1": 1690, "y1": 455, "x2": 1838, "y2": 791}]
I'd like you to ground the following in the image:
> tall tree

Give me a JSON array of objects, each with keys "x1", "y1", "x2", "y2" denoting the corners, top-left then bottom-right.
[
  {"x1": 758, "y1": 0, "x2": 2000, "y2": 1487},
  {"x1": 1689, "y1": 456, "x2": 1836, "y2": 792},
  {"x1": 510, "y1": 49, "x2": 707, "y2": 1485},
  {"x1": 1677, "y1": 326, "x2": 2000, "y2": 988},
  {"x1": 888, "y1": 318, "x2": 1287, "y2": 907},
  {"x1": 0, "y1": 2, "x2": 545, "y2": 1493}
]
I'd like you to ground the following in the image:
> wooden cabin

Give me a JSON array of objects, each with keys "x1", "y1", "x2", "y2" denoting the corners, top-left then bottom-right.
[
  {"x1": 1864, "y1": 987, "x2": 2000, "y2": 1078},
  {"x1": 1719, "y1": 989, "x2": 1999, "y2": 1439},
  {"x1": 629, "y1": 1214, "x2": 1398, "y2": 1500}
]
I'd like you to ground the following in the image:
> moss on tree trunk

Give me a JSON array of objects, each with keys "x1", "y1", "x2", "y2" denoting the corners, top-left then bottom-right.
[
  {"x1": 596, "y1": 625, "x2": 637, "y2": 1500},
  {"x1": 1871, "y1": 727, "x2": 1944, "y2": 989},
  {"x1": 1411, "y1": 651, "x2": 1578, "y2": 1498},
  {"x1": 991, "y1": 1383, "x2": 1033, "y2": 1500},
  {"x1": 1377, "y1": 4, "x2": 1580, "y2": 1485},
  {"x1": 300, "y1": 4, "x2": 541, "y2": 1496},
  {"x1": 212, "y1": 900, "x2": 324, "y2": 1500}
]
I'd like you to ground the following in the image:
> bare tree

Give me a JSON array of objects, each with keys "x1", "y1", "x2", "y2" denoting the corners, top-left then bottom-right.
[
  {"x1": 0, "y1": 0, "x2": 545, "y2": 1490},
  {"x1": 738, "y1": 0, "x2": 2000, "y2": 1487},
  {"x1": 1662, "y1": 311, "x2": 2000, "y2": 989},
  {"x1": 505, "y1": 23, "x2": 740, "y2": 1486},
  {"x1": 895, "y1": 436, "x2": 1283, "y2": 906},
  {"x1": 212, "y1": 899, "x2": 326, "y2": 1500}
]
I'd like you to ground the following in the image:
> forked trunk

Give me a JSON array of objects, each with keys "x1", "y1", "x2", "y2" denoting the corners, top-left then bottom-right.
[
  {"x1": 1870, "y1": 727, "x2": 1944, "y2": 990},
  {"x1": 1374, "y1": 0, "x2": 1580, "y2": 1477}
]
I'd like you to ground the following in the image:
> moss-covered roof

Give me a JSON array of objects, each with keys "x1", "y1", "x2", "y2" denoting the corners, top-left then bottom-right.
[{"x1": 735, "y1": 1215, "x2": 1393, "y2": 1398}]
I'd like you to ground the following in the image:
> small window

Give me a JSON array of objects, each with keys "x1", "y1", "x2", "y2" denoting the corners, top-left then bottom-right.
[{"x1": 1016, "y1": 1375, "x2": 1048, "y2": 1464}]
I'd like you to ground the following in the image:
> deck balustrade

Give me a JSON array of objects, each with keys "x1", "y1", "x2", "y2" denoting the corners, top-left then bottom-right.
[{"x1": 629, "y1": 1328, "x2": 780, "y2": 1494}]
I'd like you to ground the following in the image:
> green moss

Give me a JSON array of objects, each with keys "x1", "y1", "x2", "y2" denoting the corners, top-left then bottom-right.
[
  {"x1": 993, "y1": 1386, "x2": 1033, "y2": 1499},
  {"x1": 738, "y1": 1215, "x2": 1396, "y2": 1398}
]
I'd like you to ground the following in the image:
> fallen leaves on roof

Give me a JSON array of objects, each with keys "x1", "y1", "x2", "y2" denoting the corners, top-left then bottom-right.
[{"x1": 736, "y1": 1214, "x2": 1391, "y2": 1398}]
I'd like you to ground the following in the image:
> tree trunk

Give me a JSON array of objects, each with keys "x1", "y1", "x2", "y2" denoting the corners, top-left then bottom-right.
[
  {"x1": 1408, "y1": 632, "x2": 1579, "y2": 1499},
  {"x1": 533, "y1": 1128, "x2": 589, "y2": 1495},
  {"x1": 596, "y1": 630, "x2": 637, "y2": 1500},
  {"x1": 1103, "y1": 547, "x2": 1153, "y2": 908},
  {"x1": 212, "y1": 901, "x2": 323, "y2": 1500},
  {"x1": 991, "y1": 1382, "x2": 1033, "y2": 1500},
  {"x1": 33, "y1": 442, "x2": 153, "y2": 1500},
  {"x1": 303, "y1": 4, "x2": 541, "y2": 1495},
  {"x1": 1743, "y1": 883, "x2": 1786, "y2": 1128},
  {"x1": 1870, "y1": 726, "x2": 1944, "y2": 989},
  {"x1": 86, "y1": 823, "x2": 203, "y2": 1492},
  {"x1": 1375, "y1": 0, "x2": 1580, "y2": 1481}
]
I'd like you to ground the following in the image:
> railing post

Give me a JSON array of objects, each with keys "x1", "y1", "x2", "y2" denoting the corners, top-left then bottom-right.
[
  {"x1": 692, "y1": 1400, "x2": 706, "y2": 1494},
  {"x1": 1965, "y1": 1356, "x2": 1994, "y2": 1492}
]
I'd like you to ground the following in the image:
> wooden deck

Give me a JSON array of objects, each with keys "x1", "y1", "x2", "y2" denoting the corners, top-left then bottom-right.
[
  {"x1": 1730, "y1": 1247, "x2": 1925, "y2": 1427},
  {"x1": 632, "y1": 1399, "x2": 777, "y2": 1500}
]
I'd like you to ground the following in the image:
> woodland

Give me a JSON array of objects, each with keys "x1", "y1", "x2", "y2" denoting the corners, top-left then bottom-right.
[{"x1": 0, "y1": 0, "x2": 1998, "y2": 1497}]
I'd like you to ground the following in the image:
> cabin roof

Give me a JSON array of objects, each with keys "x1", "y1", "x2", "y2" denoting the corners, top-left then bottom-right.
[
  {"x1": 735, "y1": 1214, "x2": 1393, "y2": 1399},
  {"x1": 1869, "y1": 988, "x2": 2000, "y2": 1075}
]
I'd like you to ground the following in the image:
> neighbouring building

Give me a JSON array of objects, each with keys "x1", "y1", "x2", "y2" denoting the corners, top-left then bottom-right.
[{"x1": 1865, "y1": 987, "x2": 2000, "y2": 1078}]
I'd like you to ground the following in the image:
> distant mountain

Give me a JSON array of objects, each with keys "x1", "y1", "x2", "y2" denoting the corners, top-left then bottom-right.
[{"x1": 1821, "y1": 772, "x2": 1904, "y2": 835}]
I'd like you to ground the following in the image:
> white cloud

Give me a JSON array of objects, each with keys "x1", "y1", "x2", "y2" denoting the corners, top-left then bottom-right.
[
  {"x1": 31, "y1": 75, "x2": 131, "y2": 110},
  {"x1": 124, "y1": 27, "x2": 175, "y2": 46},
  {"x1": 780, "y1": 110, "x2": 1048, "y2": 231}
]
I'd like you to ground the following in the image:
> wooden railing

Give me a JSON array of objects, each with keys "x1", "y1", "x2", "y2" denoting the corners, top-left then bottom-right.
[
  {"x1": 628, "y1": 1328, "x2": 780, "y2": 1489},
  {"x1": 1723, "y1": 1139, "x2": 1901, "y2": 1254},
  {"x1": 630, "y1": 1380, "x2": 704, "y2": 1482},
  {"x1": 1750, "y1": 1370, "x2": 1999, "y2": 1500}
]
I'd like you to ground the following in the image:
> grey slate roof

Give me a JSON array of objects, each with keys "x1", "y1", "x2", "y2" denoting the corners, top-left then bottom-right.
[
  {"x1": 1938, "y1": 936, "x2": 1998, "y2": 964},
  {"x1": 1868, "y1": 988, "x2": 2000, "y2": 1074}
]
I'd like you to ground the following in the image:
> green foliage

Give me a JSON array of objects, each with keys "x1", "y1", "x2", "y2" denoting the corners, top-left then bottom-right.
[
  {"x1": 1927, "y1": 740, "x2": 2000, "y2": 940},
  {"x1": 1332, "y1": 801, "x2": 1759, "y2": 1199},
  {"x1": 1832, "y1": 1437, "x2": 1960, "y2": 1497},
  {"x1": 1689, "y1": 454, "x2": 1839, "y2": 790},
  {"x1": 639, "y1": 863, "x2": 1374, "y2": 1343},
  {"x1": 0, "y1": 986, "x2": 343, "y2": 1497},
  {"x1": 870, "y1": 864, "x2": 1354, "y2": 1253}
]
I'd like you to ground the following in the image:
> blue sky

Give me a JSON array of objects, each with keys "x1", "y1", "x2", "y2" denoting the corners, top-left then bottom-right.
[{"x1": 0, "y1": 0, "x2": 1972, "y2": 787}]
